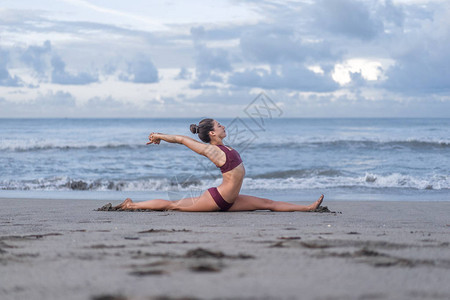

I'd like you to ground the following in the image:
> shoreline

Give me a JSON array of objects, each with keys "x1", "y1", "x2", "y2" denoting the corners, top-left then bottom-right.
[
  {"x1": 1, "y1": 198, "x2": 449, "y2": 300},
  {"x1": 1, "y1": 187, "x2": 448, "y2": 203}
]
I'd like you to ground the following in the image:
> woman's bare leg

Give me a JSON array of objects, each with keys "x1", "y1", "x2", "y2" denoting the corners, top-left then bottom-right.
[
  {"x1": 114, "y1": 190, "x2": 220, "y2": 212},
  {"x1": 114, "y1": 198, "x2": 175, "y2": 210},
  {"x1": 229, "y1": 194, "x2": 324, "y2": 212}
]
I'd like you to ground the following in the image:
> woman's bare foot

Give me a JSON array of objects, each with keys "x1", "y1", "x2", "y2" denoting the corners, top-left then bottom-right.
[
  {"x1": 114, "y1": 198, "x2": 134, "y2": 210},
  {"x1": 308, "y1": 194, "x2": 324, "y2": 211}
]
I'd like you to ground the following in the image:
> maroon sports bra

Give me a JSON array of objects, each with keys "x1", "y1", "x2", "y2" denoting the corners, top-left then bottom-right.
[{"x1": 216, "y1": 145, "x2": 243, "y2": 173}]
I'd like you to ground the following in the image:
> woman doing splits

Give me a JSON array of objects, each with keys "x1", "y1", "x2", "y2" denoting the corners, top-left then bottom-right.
[{"x1": 115, "y1": 118, "x2": 324, "y2": 212}]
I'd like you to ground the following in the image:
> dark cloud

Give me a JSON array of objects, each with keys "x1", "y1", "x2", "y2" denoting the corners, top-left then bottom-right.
[
  {"x1": 310, "y1": 0, "x2": 384, "y2": 40},
  {"x1": 379, "y1": 0, "x2": 405, "y2": 27},
  {"x1": 239, "y1": 27, "x2": 338, "y2": 64},
  {"x1": 13, "y1": 39, "x2": 98, "y2": 85},
  {"x1": 382, "y1": 3, "x2": 450, "y2": 93},
  {"x1": 189, "y1": 27, "x2": 233, "y2": 87},
  {"x1": 0, "y1": 49, "x2": 23, "y2": 86},
  {"x1": 192, "y1": 26, "x2": 232, "y2": 65},
  {"x1": 118, "y1": 57, "x2": 159, "y2": 83},
  {"x1": 51, "y1": 55, "x2": 98, "y2": 85},
  {"x1": 228, "y1": 64, "x2": 339, "y2": 92},
  {"x1": 384, "y1": 53, "x2": 450, "y2": 94},
  {"x1": 345, "y1": 71, "x2": 371, "y2": 95},
  {"x1": 189, "y1": 19, "x2": 339, "y2": 92},
  {"x1": 194, "y1": 44, "x2": 232, "y2": 81},
  {"x1": 21, "y1": 40, "x2": 52, "y2": 78}
]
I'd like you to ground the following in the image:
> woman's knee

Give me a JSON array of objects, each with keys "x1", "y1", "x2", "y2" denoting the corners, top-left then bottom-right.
[{"x1": 169, "y1": 199, "x2": 188, "y2": 210}]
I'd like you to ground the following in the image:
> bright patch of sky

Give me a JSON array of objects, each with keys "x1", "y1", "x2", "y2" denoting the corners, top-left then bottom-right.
[{"x1": 332, "y1": 58, "x2": 394, "y2": 85}]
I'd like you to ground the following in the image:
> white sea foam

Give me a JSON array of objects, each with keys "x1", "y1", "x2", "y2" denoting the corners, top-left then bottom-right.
[
  {"x1": 1, "y1": 173, "x2": 447, "y2": 191},
  {"x1": 245, "y1": 172, "x2": 449, "y2": 190}
]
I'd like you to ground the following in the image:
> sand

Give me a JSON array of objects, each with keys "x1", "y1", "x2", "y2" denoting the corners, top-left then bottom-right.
[{"x1": 0, "y1": 198, "x2": 449, "y2": 300}]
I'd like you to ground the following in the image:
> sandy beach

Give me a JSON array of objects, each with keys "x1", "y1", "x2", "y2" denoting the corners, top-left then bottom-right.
[{"x1": 1, "y1": 198, "x2": 449, "y2": 300}]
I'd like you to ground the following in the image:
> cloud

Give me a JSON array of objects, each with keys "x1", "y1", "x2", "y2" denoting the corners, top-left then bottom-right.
[
  {"x1": 195, "y1": 45, "x2": 231, "y2": 77},
  {"x1": 118, "y1": 57, "x2": 159, "y2": 83},
  {"x1": 379, "y1": 0, "x2": 405, "y2": 27},
  {"x1": 0, "y1": 49, "x2": 23, "y2": 86},
  {"x1": 51, "y1": 54, "x2": 98, "y2": 85},
  {"x1": 34, "y1": 90, "x2": 77, "y2": 107},
  {"x1": 0, "y1": 91, "x2": 144, "y2": 118},
  {"x1": 175, "y1": 67, "x2": 192, "y2": 80},
  {"x1": 310, "y1": 0, "x2": 384, "y2": 40},
  {"x1": 184, "y1": 5, "x2": 343, "y2": 94},
  {"x1": 62, "y1": 0, "x2": 168, "y2": 31},
  {"x1": 0, "y1": 8, "x2": 162, "y2": 43},
  {"x1": 229, "y1": 64, "x2": 339, "y2": 92},
  {"x1": 1, "y1": 9, "x2": 162, "y2": 86},
  {"x1": 0, "y1": 90, "x2": 76, "y2": 117},
  {"x1": 86, "y1": 96, "x2": 131, "y2": 111},
  {"x1": 347, "y1": 71, "x2": 368, "y2": 90},
  {"x1": 188, "y1": 27, "x2": 233, "y2": 88},
  {"x1": 191, "y1": 27, "x2": 232, "y2": 83},
  {"x1": 382, "y1": 1, "x2": 450, "y2": 93},
  {"x1": 1, "y1": 1, "x2": 449, "y2": 118},
  {"x1": 239, "y1": 26, "x2": 338, "y2": 65},
  {"x1": 21, "y1": 41, "x2": 52, "y2": 79},
  {"x1": 18, "y1": 40, "x2": 99, "y2": 85},
  {"x1": 189, "y1": 24, "x2": 243, "y2": 41}
]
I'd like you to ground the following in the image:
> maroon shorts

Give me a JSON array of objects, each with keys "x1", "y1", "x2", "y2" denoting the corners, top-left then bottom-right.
[{"x1": 208, "y1": 187, "x2": 233, "y2": 211}]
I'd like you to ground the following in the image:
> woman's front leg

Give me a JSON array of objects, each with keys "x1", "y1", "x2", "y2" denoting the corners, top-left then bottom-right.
[
  {"x1": 115, "y1": 190, "x2": 220, "y2": 212},
  {"x1": 114, "y1": 198, "x2": 175, "y2": 211}
]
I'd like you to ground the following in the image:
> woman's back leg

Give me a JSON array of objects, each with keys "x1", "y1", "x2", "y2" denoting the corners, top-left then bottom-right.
[
  {"x1": 228, "y1": 194, "x2": 324, "y2": 212},
  {"x1": 115, "y1": 190, "x2": 220, "y2": 212}
]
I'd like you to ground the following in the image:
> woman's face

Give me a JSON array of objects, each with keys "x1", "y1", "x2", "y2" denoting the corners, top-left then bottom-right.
[{"x1": 212, "y1": 120, "x2": 226, "y2": 139}]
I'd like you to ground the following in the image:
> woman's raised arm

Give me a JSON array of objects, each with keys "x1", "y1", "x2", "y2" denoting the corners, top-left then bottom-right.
[{"x1": 147, "y1": 133, "x2": 222, "y2": 162}]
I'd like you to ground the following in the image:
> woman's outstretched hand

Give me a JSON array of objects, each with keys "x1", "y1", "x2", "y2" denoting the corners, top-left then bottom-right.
[{"x1": 146, "y1": 132, "x2": 162, "y2": 145}]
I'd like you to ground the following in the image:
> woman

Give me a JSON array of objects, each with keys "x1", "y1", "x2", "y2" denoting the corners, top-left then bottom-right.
[{"x1": 115, "y1": 118, "x2": 324, "y2": 212}]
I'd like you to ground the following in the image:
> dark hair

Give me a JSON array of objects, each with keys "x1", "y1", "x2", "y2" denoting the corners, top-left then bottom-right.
[{"x1": 190, "y1": 118, "x2": 215, "y2": 143}]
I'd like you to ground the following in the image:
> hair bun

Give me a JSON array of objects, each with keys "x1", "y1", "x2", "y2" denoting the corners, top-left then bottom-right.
[{"x1": 190, "y1": 124, "x2": 199, "y2": 134}]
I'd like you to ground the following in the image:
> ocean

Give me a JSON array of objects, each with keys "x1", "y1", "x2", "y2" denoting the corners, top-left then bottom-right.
[{"x1": 0, "y1": 118, "x2": 448, "y2": 202}]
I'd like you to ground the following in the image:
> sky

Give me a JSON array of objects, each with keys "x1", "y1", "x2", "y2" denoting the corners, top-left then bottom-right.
[{"x1": 0, "y1": 0, "x2": 449, "y2": 118}]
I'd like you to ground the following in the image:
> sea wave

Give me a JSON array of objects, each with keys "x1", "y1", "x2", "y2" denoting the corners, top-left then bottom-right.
[
  {"x1": 1, "y1": 138, "x2": 448, "y2": 152},
  {"x1": 0, "y1": 177, "x2": 173, "y2": 192},
  {"x1": 246, "y1": 139, "x2": 450, "y2": 151},
  {"x1": 1, "y1": 172, "x2": 447, "y2": 192},
  {"x1": 0, "y1": 142, "x2": 143, "y2": 152},
  {"x1": 244, "y1": 173, "x2": 449, "y2": 190},
  {"x1": 252, "y1": 168, "x2": 344, "y2": 179}
]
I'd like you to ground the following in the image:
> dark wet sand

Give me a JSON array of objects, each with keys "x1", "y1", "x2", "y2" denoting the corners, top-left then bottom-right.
[{"x1": 1, "y1": 198, "x2": 449, "y2": 300}]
